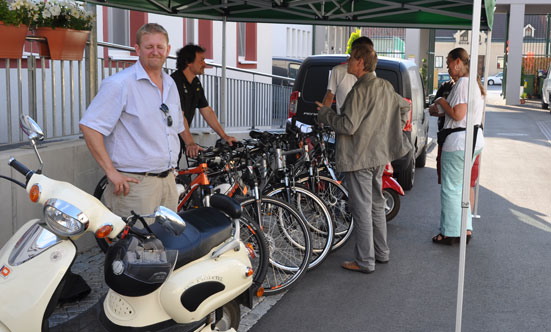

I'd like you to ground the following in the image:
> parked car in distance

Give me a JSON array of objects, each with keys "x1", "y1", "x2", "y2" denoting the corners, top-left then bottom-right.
[
  {"x1": 288, "y1": 55, "x2": 429, "y2": 190},
  {"x1": 272, "y1": 57, "x2": 303, "y2": 86},
  {"x1": 541, "y1": 63, "x2": 551, "y2": 110},
  {"x1": 485, "y1": 72, "x2": 503, "y2": 85},
  {"x1": 438, "y1": 72, "x2": 451, "y2": 88},
  {"x1": 273, "y1": 57, "x2": 303, "y2": 126}
]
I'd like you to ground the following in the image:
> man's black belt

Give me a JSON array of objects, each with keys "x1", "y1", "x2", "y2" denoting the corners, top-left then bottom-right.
[{"x1": 120, "y1": 169, "x2": 172, "y2": 178}]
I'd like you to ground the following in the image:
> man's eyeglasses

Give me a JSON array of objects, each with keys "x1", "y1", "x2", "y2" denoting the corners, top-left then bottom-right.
[{"x1": 160, "y1": 103, "x2": 173, "y2": 127}]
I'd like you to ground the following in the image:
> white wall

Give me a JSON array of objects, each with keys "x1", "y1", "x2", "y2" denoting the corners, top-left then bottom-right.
[
  {"x1": 148, "y1": 14, "x2": 184, "y2": 59},
  {"x1": 272, "y1": 24, "x2": 312, "y2": 59}
]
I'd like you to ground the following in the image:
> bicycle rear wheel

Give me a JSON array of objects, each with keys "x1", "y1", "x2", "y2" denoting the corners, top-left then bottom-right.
[
  {"x1": 240, "y1": 197, "x2": 311, "y2": 295},
  {"x1": 265, "y1": 186, "x2": 333, "y2": 270},
  {"x1": 297, "y1": 176, "x2": 353, "y2": 251}
]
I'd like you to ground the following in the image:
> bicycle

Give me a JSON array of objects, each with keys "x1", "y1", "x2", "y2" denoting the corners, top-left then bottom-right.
[{"x1": 248, "y1": 131, "x2": 334, "y2": 268}]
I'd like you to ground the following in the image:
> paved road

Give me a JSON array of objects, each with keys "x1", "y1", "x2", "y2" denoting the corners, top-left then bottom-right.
[{"x1": 249, "y1": 96, "x2": 551, "y2": 331}]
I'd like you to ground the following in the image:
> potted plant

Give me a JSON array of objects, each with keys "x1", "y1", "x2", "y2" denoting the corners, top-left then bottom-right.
[
  {"x1": 520, "y1": 92, "x2": 527, "y2": 104},
  {"x1": 32, "y1": 0, "x2": 94, "y2": 61},
  {"x1": 0, "y1": 0, "x2": 37, "y2": 58}
]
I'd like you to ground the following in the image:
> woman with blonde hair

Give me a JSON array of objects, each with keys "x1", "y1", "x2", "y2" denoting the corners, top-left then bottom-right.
[{"x1": 431, "y1": 47, "x2": 485, "y2": 245}]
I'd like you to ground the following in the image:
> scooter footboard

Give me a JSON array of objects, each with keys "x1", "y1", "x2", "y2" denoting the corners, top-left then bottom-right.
[
  {"x1": 160, "y1": 243, "x2": 253, "y2": 324},
  {"x1": 0, "y1": 220, "x2": 75, "y2": 332}
]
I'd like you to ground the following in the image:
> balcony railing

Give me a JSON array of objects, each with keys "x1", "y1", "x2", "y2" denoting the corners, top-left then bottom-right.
[{"x1": 0, "y1": 38, "x2": 293, "y2": 148}]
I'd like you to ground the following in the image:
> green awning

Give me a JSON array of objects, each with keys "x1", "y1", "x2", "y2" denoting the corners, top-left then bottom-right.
[{"x1": 87, "y1": 0, "x2": 495, "y2": 30}]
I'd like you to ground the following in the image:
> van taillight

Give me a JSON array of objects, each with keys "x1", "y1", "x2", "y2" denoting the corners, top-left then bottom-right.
[
  {"x1": 403, "y1": 98, "x2": 412, "y2": 132},
  {"x1": 288, "y1": 91, "x2": 299, "y2": 118}
]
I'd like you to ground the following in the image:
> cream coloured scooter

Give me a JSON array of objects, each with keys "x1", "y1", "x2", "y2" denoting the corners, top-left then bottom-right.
[{"x1": 0, "y1": 115, "x2": 254, "y2": 332}]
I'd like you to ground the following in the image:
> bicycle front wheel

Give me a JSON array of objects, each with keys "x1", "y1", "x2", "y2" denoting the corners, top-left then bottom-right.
[
  {"x1": 240, "y1": 197, "x2": 312, "y2": 295},
  {"x1": 265, "y1": 186, "x2": 334, "y2": 270},
  {"x1": 297, "y1": 176, "x2": 354, "y2": 251},
  {"x1": 238, "y1": 216, "x2": 269, "y2": 289}
]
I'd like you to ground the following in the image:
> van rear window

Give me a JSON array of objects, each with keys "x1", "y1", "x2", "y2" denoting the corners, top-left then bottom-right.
[
  {"x1": 301, "y1": 65, "x2": 334, "y2": 103},
  {"x1": 375, "y1": 69, "x2": 399, "y2": 94},
  {"x1": 301, "y1": 64, "x2": 401, "y2": 102}
]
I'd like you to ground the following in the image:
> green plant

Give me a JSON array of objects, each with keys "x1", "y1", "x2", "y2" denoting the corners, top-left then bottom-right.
[
  {"x1": 419, "y1": 58, "x2": 428, "y2": 94},
  {"x1": 33, "y1": 0, "x2": 94, "y2": 31},
  {"x1": 0, "y1": 0, "x2": 38, "y2": 26},
  {"x1": 345, "y1": 29, "x2": 361, "y2": 54},
  {"x1": 520, "y1": 63, "x2": 526, "y2": 86}
]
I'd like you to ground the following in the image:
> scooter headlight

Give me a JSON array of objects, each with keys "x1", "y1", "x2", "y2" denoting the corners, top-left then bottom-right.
[{"x1": 43, "y1": 199, "x2": 89, "y2": 237}]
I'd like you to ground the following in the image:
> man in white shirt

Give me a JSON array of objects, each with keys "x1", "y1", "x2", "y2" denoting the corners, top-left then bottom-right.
[
  {"x1": 322, "y1": 37, "x2": 373, "y2": 112},
  {"x1": 80, "y1": 23, "x2": 185, "y2": 217}
]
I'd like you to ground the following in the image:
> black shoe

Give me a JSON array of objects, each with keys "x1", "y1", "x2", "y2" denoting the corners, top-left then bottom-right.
[
  {"x1": 432, "y1": 234, "x2": 459, "y2": 245},
  {"x1": 376, "y1": 259, "x2": 389, "y2": 264}
]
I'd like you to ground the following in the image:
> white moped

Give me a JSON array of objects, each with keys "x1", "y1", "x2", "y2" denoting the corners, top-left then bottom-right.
[{"x1": 0, "y1": 115, "x2": 255, "y2": 332}]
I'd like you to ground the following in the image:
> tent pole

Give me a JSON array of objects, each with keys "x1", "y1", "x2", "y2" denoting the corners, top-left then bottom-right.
[
  {"x1": 455, "y1": 0, "x2": 483, "y2": 330},
  {"x1": 221, "y1": 13, "x2": 227, "y2": 128},
  {"x1": 473, "y1": 29, "x2": 492, "y2": 218}
]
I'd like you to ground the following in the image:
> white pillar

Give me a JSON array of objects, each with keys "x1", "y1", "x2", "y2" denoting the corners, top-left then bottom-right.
[
  {"x1": 405, "y1": 29, "x2": 430, "y2": 66},
  {"x1": 505, "y1": 4, "x2": 525, "y2": 105}
]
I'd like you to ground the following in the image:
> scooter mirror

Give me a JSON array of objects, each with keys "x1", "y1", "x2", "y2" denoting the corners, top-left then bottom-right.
[
  {"x1": 20, "y1": 115, "x2": 44, "y2": 142},
  {"x1": 19, "y1": 115, "x2": 45, "y2": 173},
  {"x1": 154, "y1": 206, "x2": 186, "y2": 235}
]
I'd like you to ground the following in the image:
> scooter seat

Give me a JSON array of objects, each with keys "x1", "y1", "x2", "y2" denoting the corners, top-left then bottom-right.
[{"x1": 149, "y1": 207, "x2": 232, "y2": 269}]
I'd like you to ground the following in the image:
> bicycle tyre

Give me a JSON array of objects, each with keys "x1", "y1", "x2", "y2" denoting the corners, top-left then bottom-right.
[
  {"x1": 238, "y1": 216, "x2": 269, "y2": 289},
  {"x1": 265, "y1": 186, "x2": 333, "y2": 270},
  {"x1": 296, "y1": 176, "x2": 354, "y2": 251},
  {"x1": 240, "y1": 196, "x2": 312, "y2": 295}
]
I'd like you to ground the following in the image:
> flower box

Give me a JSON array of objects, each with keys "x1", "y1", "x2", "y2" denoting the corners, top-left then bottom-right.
[
  {"x1": 0, "y1": 21, "x2": 28, "y2": 59},
  {"x1": 34, "y1": 27, "x2": 89, "y2": 61}
]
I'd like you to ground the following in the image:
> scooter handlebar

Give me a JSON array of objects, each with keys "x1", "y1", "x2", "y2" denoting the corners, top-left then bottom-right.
[{"x1": 8, "y1": 157, "x2": 33, "y2": 181}]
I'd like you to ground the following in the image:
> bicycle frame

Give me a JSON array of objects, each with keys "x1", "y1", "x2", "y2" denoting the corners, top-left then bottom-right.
[{"x1": 176, "y1": 163, "x2": 210, "y2": 211}]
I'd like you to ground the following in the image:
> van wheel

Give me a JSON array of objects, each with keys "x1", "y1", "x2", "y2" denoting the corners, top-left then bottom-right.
[
  {"x1": 397, "y1": 151, "x2": 415, "y2": 191},
  {"x1": 415, "y1": 145, "x2": 427, "y2": 168},
  {"x1": 488, "y1": 80, "x2": 494, "y2": 86}
]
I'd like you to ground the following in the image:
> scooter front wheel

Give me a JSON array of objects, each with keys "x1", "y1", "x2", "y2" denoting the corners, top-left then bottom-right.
[
  {"x1": 383, "y1": 188, "x2": 401, "y2": 222},
  {"x1": 213, "y1": 300, "x2": 240, "y2": 331}
]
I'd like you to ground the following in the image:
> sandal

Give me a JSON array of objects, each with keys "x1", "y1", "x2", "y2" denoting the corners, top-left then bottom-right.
[{"x1": 432, "y1": 233, "x2": 458, "y2": 245}]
